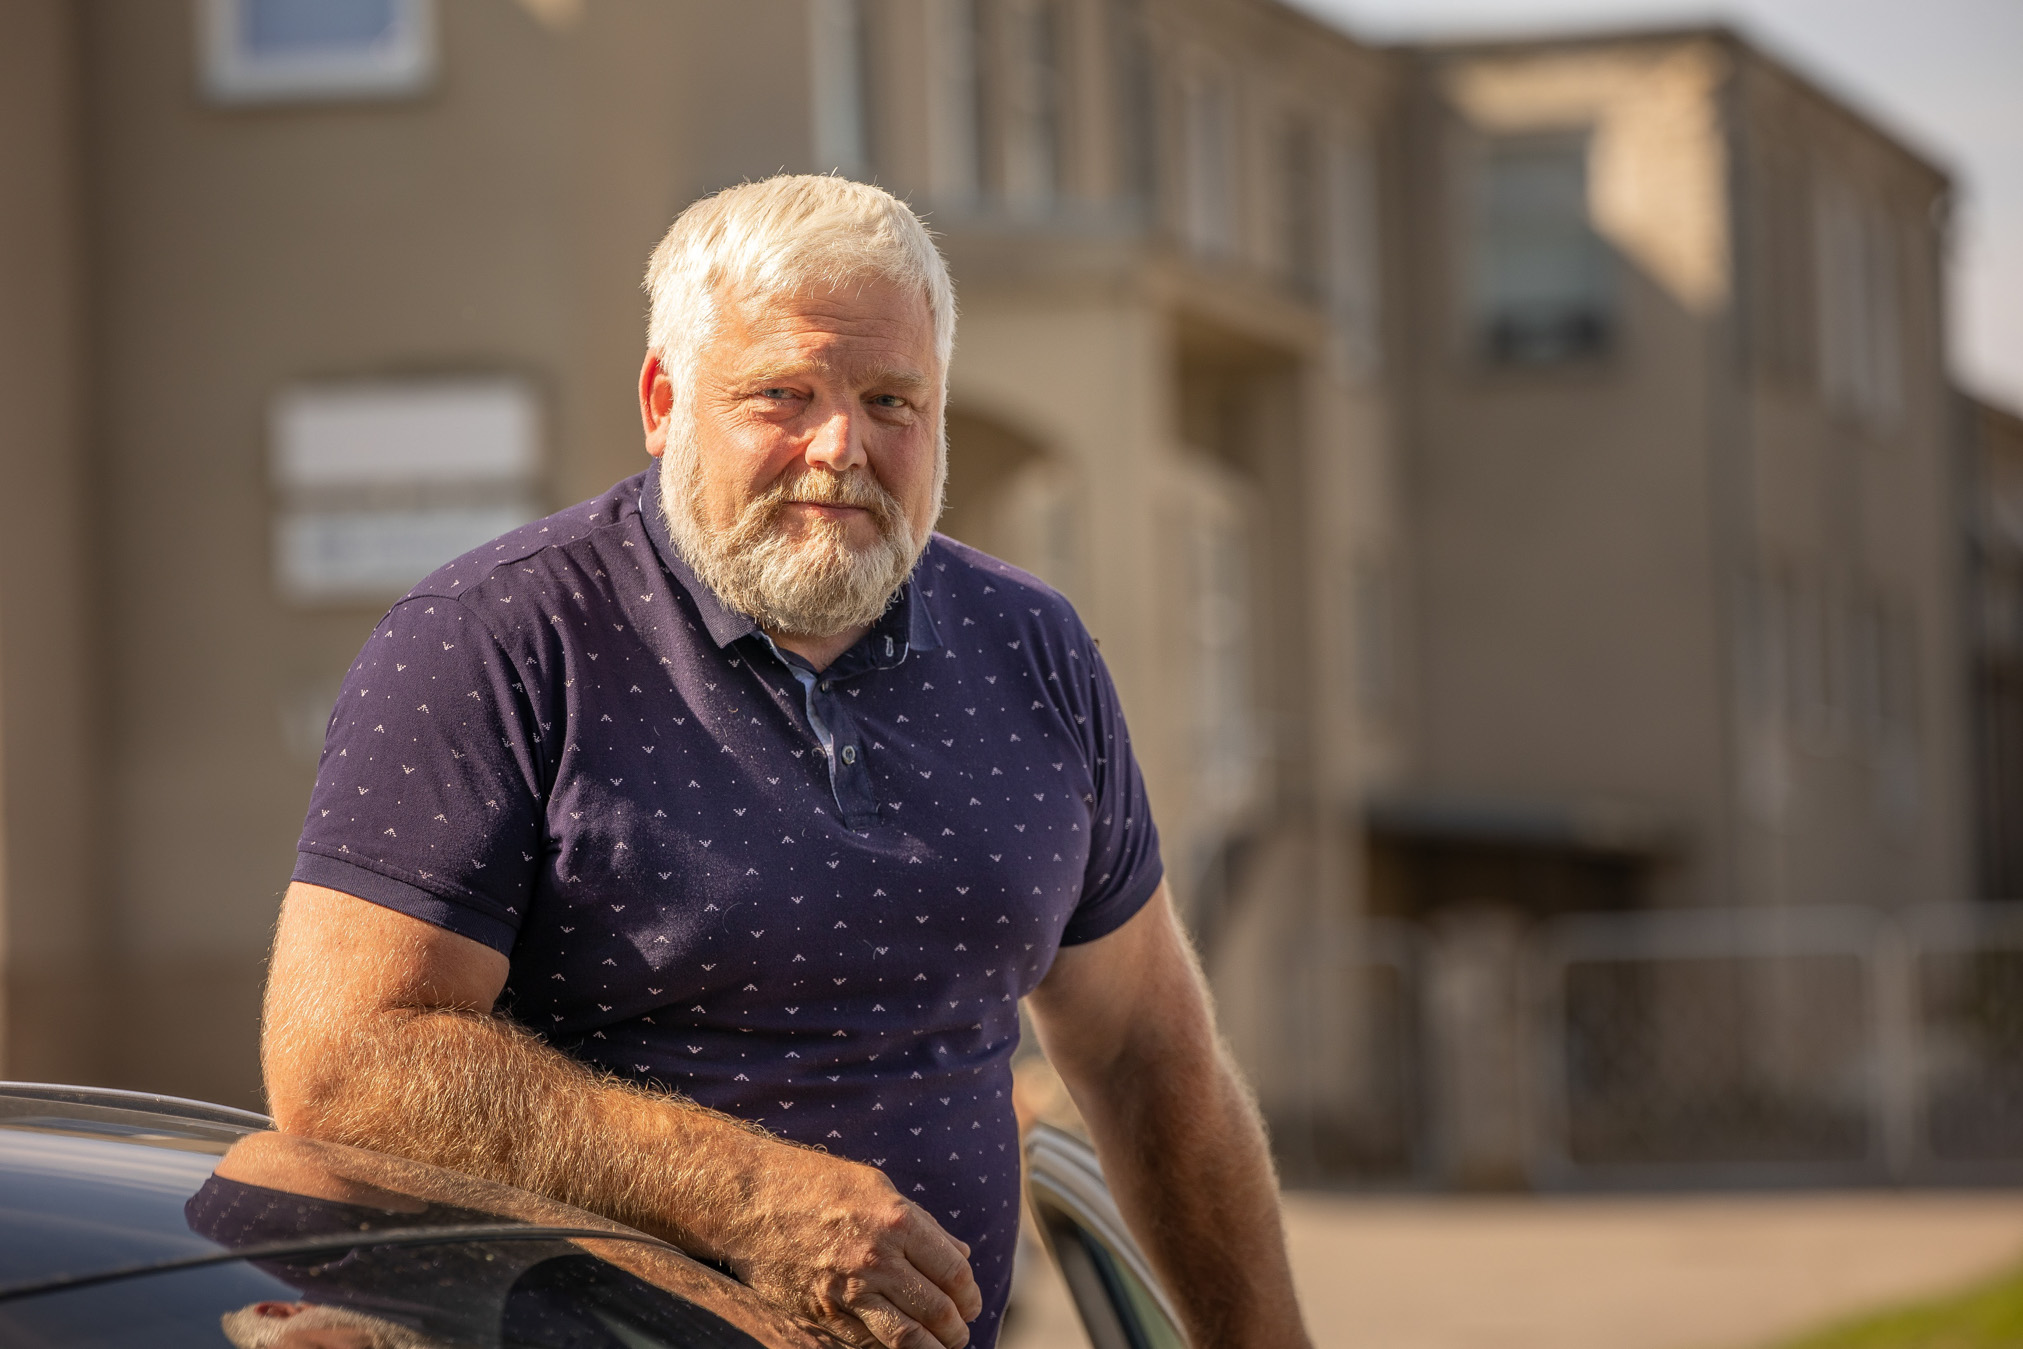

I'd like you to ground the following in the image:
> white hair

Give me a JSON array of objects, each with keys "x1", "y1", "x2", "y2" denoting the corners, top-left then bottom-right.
[{"x1": 642, "y1": 174, "x2": 957, "y2": 412}]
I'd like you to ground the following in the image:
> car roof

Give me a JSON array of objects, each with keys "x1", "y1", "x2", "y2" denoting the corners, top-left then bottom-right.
[
  {"x1": 0, "y1": 1082, "x2": 271, "y2": 1288},
  {"x1": 0, "y1": 1082, "x2": 832, "y2": 1348}
]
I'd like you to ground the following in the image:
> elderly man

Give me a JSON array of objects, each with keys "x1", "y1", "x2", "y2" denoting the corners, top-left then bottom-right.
[{"x1": 264, "y1": 176, "x2": 1310, "y2": 1349}]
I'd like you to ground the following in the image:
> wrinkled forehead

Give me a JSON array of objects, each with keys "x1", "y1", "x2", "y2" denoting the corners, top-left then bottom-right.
[{"x1": 708, "y1": 273, "x2": 944, "y2": 382}]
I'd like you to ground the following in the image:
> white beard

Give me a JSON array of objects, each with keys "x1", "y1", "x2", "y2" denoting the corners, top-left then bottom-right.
[{"x1": 659, "y1": 431, "x2": 931, "y2": 639}]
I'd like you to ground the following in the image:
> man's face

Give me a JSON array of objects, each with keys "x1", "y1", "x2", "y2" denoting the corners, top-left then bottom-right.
[{"x1": 647, "y1": 274, "x2": 945, "y2": 638}]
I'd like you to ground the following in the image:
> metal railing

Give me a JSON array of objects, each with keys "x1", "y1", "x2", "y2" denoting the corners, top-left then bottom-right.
[
  {"x1": 1538, "y1": 903, "x2": 2023, "y2": 1186},
  {"x1": 1302, "y1": 903, "x2": 2023, "y2": 1189}
]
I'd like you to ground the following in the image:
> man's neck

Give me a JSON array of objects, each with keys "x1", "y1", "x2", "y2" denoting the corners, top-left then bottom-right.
[{"x1": 766, "y1": 624, "x2": 872, "y2": 673}]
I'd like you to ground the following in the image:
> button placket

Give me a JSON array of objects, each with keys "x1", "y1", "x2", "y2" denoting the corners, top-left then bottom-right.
[{"x1": 813, "y1": 682, "x2": 880, "y2": 828}]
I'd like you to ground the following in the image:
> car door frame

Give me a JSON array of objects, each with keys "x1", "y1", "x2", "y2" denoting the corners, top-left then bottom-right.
[{"x1": 1023, "y1": 1122, "x2": 1189, "y2": 1349}]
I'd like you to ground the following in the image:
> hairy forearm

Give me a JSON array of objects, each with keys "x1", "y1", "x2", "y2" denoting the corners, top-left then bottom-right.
[
  {"x1": 265, "y1": 998, "x2": 775, "y2": 1259},
  {"x1": 1074, "y1": 1039, "x2": 1310, "y2": 1349}
]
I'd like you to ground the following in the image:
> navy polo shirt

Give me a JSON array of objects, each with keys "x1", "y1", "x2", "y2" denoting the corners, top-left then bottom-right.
[{"x1": 292, "y1": 467, "x2": 1163, "y2": 1347}]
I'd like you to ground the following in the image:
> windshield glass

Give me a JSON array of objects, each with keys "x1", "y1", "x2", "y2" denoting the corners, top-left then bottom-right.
[
  {"x1": 2, "y1": 1247, "x2": 767, "y2": 1348},
  {"x1": 0, "y1": 1099, "x2": 785, "y2": 1349}
]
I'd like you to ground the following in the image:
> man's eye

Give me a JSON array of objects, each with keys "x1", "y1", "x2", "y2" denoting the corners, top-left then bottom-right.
[
  {"x1": 871, "y1": 395, "x2": 908, "y2": 409},
  {"x1": 758, "y1": 387, "x2": 799, "y2": 401}
]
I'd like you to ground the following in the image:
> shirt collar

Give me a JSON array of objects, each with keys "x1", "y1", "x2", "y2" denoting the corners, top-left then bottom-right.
[{"x1": 636, "y1": 464, "x2": 942, "y2": 664}]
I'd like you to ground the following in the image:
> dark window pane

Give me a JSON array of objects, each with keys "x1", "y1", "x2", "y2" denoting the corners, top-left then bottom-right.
[
  {"x1": 0, "y1": 1248, "x2": 765, "y2": 1349},
  {"x1": 1473, "y1": 133, "x2": 1612, "y2": 363}
]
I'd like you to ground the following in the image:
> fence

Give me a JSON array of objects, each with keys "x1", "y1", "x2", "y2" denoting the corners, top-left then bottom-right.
[{"x1": 1315, "y1": 903, "x2": 2023, "y2": 1189}]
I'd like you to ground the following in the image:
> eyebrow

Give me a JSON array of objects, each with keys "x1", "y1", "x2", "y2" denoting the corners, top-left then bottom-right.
[{"x1": 736, "y1": 361, "x2": 936, "y2": 398}]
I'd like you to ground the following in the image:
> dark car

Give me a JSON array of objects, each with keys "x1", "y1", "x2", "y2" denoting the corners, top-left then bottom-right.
[{"x1": 0, "y1": 1082, "x2": 1183, "y2": 1349}]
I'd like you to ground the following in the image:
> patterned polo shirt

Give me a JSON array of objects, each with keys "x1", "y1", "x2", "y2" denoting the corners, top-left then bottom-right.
[{"x1": 291, "y1": 466, "x2": 1164, "y2": 1347}]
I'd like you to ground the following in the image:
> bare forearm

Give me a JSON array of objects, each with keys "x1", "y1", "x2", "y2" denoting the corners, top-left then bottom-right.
[
  {"x1": 266, "y1": 1002, "x2": 773, "y2": 1259},
  {"x1": 1075, "y1": 1044, "x2": 1310, "y2": 1349}
]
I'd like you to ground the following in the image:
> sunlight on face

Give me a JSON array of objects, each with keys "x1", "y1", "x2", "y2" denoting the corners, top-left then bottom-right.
[{"x1": 659, "y1": 275, "x2": 945, "y2": 639}]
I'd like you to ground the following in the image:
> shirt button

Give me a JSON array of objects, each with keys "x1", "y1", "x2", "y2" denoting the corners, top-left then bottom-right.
[
  {"x1": 820, "y1": 680, "x2": 832, "y2": 692},
  {"x1": 841, "y1": 745, "x2": 858, "y2": 765}
]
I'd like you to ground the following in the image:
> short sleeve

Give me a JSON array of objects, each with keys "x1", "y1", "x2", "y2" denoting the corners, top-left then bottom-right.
[
  {"x1": 1059, "y1": 634, "x2": 1164, "y2": 945},
  {"x1": 292, "y1": 597, "x2": 546, "y2": 954}
]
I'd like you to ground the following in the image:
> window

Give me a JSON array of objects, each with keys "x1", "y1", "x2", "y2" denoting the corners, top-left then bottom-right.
[
  {"x1": 198, "y1": 0, "x2": 435, "y2": 104},
  {"x1": 1814, "y1": 175, "x2": 1903, "y2": 427},
  {"x1": 1107, "y1": 0, "x2": 1159, "y2": 214},
  {"x1": 928, "y1": 0, "x2": 985, "y2": 205},
  {"x1": 1329, "y1": 131, "x2": 1382, "y2": 375},
  {"x1": 1183, "y1": 72, "x2": 1236, "y2": 257},
  {"x1": 810, "y1": 0, "x2": 873, "y2": 179},
  {"x1": 1160, "y1": 456, "x2": 1261, "y2": 828},
  {"x1": 1002, "y1": 0, "x2": 1067, "y2": 209},
  {"x1": 1758, "y1": 147, "x2": 1815, "y2": 383},
  {"x1": 1279, "y1": 116, "x2": 1324, "y2": 296},
  {"x1": 1472, "y1": 132, "x2": 1611, "y2": 364},
  {"x1": 1353, "y1": 560, "x2": 1396, "y2": 714}
]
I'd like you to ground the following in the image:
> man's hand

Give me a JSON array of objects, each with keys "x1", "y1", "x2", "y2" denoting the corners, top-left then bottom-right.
[
  {"x1": 719, "y1": 1147, "x2": 982, "y2": 1349},
  {"x1": 263, "y1": 882, "x2": 978, "y2": 1349}
]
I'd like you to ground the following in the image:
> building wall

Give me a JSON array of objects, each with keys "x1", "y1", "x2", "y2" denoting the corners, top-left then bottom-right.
[
  {"x1": 1388, "y1": 33, "x2": 1966, "y2": 923},
  {"x1": 1730, "y1": 50, "x2": 1966, "y2": 914},
  {"x1": 0, "y1": 0, "x2": 104, "y2": 1083},
  {"x1": 1392, "y1": 37, "x2": 1739, "y2": 911}
]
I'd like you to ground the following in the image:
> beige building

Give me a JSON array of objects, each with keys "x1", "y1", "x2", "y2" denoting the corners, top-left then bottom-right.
[
  {"x1": 1380, "y1": 29, "x2": 1967, "y2": 921},
  {"x1": 0, "y1": 0, "x2": 1978, "y2": 1180}
]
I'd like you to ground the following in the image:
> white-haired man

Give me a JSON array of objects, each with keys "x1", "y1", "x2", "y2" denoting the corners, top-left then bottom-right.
[{"x1": 264, "y1": 176, "x2": 1311, "y2": 1349}]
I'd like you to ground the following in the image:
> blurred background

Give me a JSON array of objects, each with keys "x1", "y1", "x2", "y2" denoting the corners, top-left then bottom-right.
[{"x1": 2, "y1": 1, "x2": 2021, "y2": 1345}]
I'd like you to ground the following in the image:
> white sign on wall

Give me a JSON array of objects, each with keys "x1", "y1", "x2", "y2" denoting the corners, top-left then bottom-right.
[
  {"x1": 272, "y1": 378, "x2": 539, "y2": 490},
  {"x1": 270, "y1": 376, "x2": 541, "y2": 604}
]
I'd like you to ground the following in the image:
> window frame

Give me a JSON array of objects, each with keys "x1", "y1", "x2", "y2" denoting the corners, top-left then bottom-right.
[
  {"x1": 1465, "y1": 127, "x2": 1615, "y2": 367},
  {"x1": 196, "y1": 0, "x2": 436, "y2": 106}
]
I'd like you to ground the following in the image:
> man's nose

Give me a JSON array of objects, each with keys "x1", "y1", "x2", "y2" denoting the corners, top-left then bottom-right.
[{"x1": 804, "y1": 405, "x2": 868, "y2": 473}]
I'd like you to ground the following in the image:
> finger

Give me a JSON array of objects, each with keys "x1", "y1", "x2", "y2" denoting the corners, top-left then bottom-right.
[
  {"x1": 817, "y1": 1313, "x2": 881, "y2": 1349},
  {"x1": 870, "y1": 1259, "x2": 971, "y2": 1348},
  {"x1": 900, "y1": 1217, "x2": 982, "y2": 1323},
  {"x1": 852, "y1": 1291, "x2": 968, "y2": 1349}
]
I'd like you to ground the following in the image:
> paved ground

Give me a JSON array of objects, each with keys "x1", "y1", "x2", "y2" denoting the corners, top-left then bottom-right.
[{"x1": 1002, "y1": 1190, "x2": 2023, "y2": 1349}]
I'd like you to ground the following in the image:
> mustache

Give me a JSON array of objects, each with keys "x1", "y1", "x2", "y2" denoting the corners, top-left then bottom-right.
[{"x1": 756, "y1": 469, "x2": 904, "y2": 528}]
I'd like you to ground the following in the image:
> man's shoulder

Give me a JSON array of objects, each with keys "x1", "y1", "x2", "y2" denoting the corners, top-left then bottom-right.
[
  {"x1": 397, "y1": 472, "x2": 652, "y2": 613},
  {"x1": 919, "y1": 533, "x2": 1083, "y2": 637}
]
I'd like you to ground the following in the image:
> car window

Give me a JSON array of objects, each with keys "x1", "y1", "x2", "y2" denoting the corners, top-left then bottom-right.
[
  {"x1": 1032, "y1": 1198, "x2": 1186, "y2": 1349},
  {"x1": 0, "y1": 1243, "x2": 769, "y2": 1349}
]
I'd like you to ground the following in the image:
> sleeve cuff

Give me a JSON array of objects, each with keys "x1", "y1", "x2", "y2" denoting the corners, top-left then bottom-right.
[
  {"x1": 1058, "y1": 860, "x2": 1164, "y2": 947},
  {"x1": 291, "y1": 850, "x2": 520, "y2": 955}
]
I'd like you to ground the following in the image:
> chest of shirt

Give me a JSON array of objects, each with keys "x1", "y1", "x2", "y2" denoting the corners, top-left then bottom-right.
[{"x1": 502, "y1": 642, "x2": 1100, "y2": 1030}]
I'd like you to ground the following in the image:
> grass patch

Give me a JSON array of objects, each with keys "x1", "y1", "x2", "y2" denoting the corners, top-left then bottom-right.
[{"x1": 1773, "y1": 1264, "x2": 2023, "y2": 1349}]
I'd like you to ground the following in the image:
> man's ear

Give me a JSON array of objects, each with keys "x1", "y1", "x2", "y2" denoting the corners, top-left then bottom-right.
[{"x1": 639, "y1": 353, "x2": 675, "y2": 459}]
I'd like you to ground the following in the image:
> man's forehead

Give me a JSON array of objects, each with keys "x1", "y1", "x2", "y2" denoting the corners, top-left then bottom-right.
[{"x1": 711, "y1": 282, "x2": 938, "y2": 384}]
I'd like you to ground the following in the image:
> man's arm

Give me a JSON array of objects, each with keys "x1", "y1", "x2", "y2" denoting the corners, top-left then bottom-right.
[
  {"x1": 263, "y1": 881, "x2": 983, "y2": 1349},
  {"x1": 1025, "y1": 882, "x2": 1312, "y2": 1349}
]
